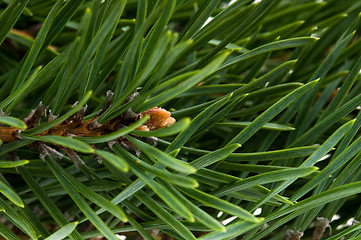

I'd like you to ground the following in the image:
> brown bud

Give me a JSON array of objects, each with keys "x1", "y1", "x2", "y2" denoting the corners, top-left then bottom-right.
[{"x1": 138, "y1": 107, "x2": 175, "y2": 130}]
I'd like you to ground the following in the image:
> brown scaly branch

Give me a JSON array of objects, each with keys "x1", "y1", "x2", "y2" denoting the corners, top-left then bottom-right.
[
  {"x1": 311, "y1": 217, "x2": 331, "y2": 240},
  {"x1": 283, "y1": 229, "x2": 304, "y2": 240},
  {"x1": 0, "y1": 92, "x2": 175, "y2": 145}
]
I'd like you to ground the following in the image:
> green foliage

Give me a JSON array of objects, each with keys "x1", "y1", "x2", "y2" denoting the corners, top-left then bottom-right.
[{"x1": 1, "y1": 0, "x2": 361, "y2": 239}]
